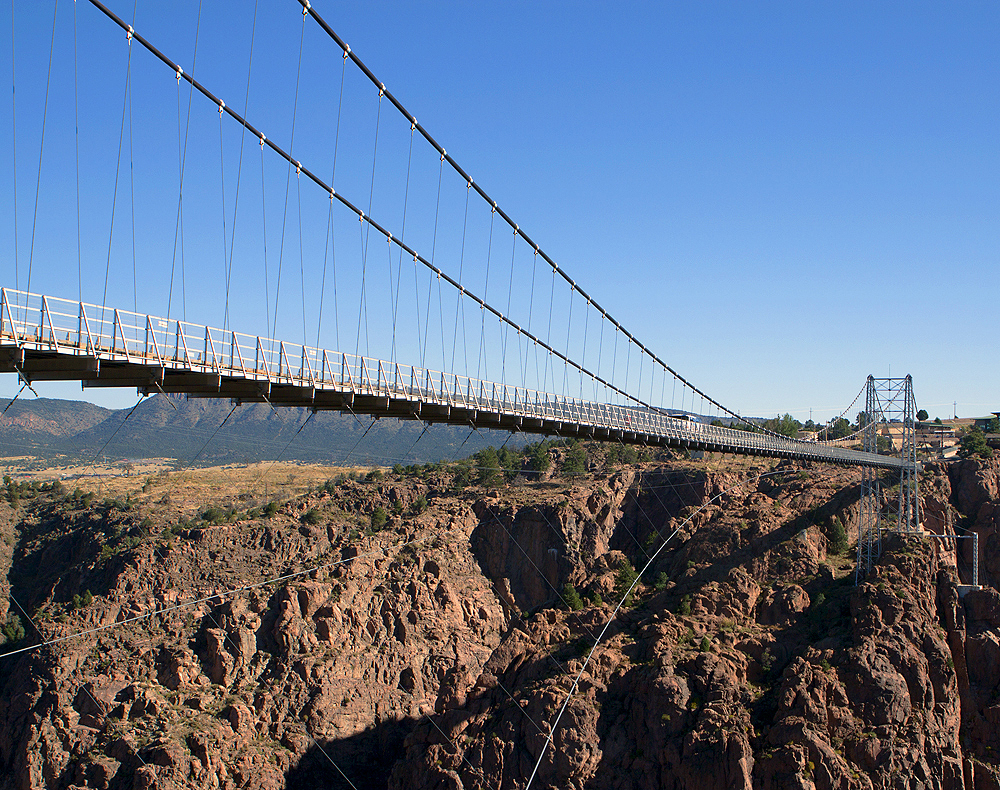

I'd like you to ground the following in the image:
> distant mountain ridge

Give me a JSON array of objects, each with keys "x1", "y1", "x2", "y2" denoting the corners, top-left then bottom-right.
[{"x1": 0, "y1": 395, "x2": 522, "y2": 465}]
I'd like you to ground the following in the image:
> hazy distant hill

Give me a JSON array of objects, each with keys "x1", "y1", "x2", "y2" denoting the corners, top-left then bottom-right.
[
  {"x1": 0, "y1": 398, "x2": 114, "y2": 457},
  {"x1": 0, "y1": 395, "x2": 522, "y2": 465}
]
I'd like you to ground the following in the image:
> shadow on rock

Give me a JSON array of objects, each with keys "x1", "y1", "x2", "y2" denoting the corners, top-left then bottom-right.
[{"x1": 285, "y1": 716, "x2": 418, "y2": 790}]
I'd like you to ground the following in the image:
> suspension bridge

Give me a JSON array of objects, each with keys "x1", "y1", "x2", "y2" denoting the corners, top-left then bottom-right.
[
  {"x1": 2, "y1": 0, "x2": 915, "y2": 477},
  {"x1": 0, "y1": 5, "x2": 940, "y2": 788}
]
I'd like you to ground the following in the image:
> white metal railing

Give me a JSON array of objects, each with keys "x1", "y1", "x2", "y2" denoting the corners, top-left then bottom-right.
[{"x1": 0, "y1": 288, "x2": 904, "y2": 469}]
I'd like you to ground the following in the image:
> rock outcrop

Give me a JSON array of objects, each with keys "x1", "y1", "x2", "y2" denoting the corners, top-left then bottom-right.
[{"x1": 1, "y1": 453, "x2": 999, "y2": 789}]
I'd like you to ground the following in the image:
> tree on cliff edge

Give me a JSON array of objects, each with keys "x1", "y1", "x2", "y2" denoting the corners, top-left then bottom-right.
[{"x1": 959, "y1": 428, "x2": 993, "y2": 459}]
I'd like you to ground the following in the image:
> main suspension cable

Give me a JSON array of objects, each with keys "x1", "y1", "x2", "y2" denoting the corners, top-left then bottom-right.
[
  {"x1": 81, "y1": 0, "x2": 695, "y2": 413},
  {"x1": 296, "y1": 0, "x2": 769, "y2": 430}
]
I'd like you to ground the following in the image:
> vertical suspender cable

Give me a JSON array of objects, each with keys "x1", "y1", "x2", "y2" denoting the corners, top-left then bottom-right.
[
  {"x1": 128, "y1": 23, "x2": 137, "y2": 316},
  {"x1": 595, "y1": 310, "x2": 605, "y2": 403},
  {"x1": 580, "y1": 299, "x2": 589, "y2": 400},
  {"x1": 501, "y1": 228, "x2": 517, "y2": 387},
  {"x1": 316, "y1": 49, "x2": 348, "y2": 351},
  {"x1": 562, "y1": 287, "x2": 574, "y2": 396},
  {"x1": 223, "y1": 0, "x2": 258, "y2": 333},
  {"x1": 524, "y1": 249, "x2": 539, "y2": 389},
  {"x1": 623, "y1": 338, "x2": 631, "y2": 400},
  {"x1": 436, "y1": 201, "x2": 450, "y2": 376},
  {"x1": 389, "y1": 123, "x2": 414, "y2": 366},
  {"x1": 166, "y1": 0, "x2": 203, "y2": 322},
  {"x1": 275, "y1": 9, "x2": 307, "y2": 350},
  {"x1": 25, "y1": 0, "x2": 60, "y2": 310},
  {"x1": 476, "y1": 207, "x2": 495, "y2": 382},
  {"x1": 72, "y1": 0, "x2": 82, "y2": 302},
  {"x1": 542, "y1": 264, "x2": 555, "y2": 392},
  {"x1": 511, "y1": 238, "x2": 523, "y2": 391},
  {"x1": 356, "y1": 86, "x2": 382, "y2": 360},
  {"x1": 259, "y1": 136, "x2": 270, "y2": 337},
  {"x1": 101, "y1": 6, "x2": 134, "y2": 331},
  {"x1": 9, "y1": 0, "x2": 18, "y2": 297},
  {"x1": 386, "y1": 239, "x2": 396, "y2": 361},
  {"x1": 610, "y1": 327, "x2": 619, "y2": 403},
  {"x1": 437, "y1": 266, "x2": 447, "y2": 375},
  {"x1": 451, "y1": 181, "x2": 471, "y2": 377},
  {"x1": 297, "y1": 162, "x2": 307, "y2": 346},
  {"x1": 423, "y1": 152, "x2": 444, "y2": 369},
  {"x1": 636, "y1": 345, "x2": 643, "y2": 408},
  {"x1": 355, "y1": 214, "x2": 367, "y2": 359}
]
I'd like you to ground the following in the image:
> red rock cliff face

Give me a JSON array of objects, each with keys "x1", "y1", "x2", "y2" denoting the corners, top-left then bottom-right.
[
  {"x1": 945, "y1": 459, "x2": 1000, "y2": 589},
  {"x1": 0, "y1": 479, "x2": 506, "y2": 790},
  {"x1": 393, "y1": 488, "x2": 967, "y2": 790},
  {"x1": 1, "y1": 456, "x2": 999, "y2": 789}
]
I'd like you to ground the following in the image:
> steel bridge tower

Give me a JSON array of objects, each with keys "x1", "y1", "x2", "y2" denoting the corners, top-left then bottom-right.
[{"x1": 856, "y1": 375, "x2": 921, "y2": 581}]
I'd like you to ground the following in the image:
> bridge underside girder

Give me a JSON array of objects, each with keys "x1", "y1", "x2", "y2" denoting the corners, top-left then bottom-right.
[{"x1": 0, "y1": 342, "x2": 903, "y2": 469}]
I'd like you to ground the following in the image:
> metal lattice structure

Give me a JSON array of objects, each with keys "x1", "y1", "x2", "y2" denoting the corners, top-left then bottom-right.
[{"x1": 856, "y1": 375, "x2": 921, "y2": 581}]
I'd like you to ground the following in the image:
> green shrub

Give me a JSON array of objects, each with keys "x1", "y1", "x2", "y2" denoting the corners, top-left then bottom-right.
[
  {"x1": 411, "y1": 496, "x2": 428, "y2": 516},
  {"x1": 827, "y1": 517, "x2": 849, "y2": 556},
  {"x1": 302, "y1": 508, "x2": 323, "y2": 525},
  {"x1": 761, "y1": 648, "x2": 775, "y2": 673},
  {"x1": 370, "y1": 507, "x2": 388, "y2": 531},
  {"x1": 614, "y1": 558, "x2": 639, "y2": 606},
  {"x1": 562, "y1": 583, "x2": 584, "y2": 611},
  {"x1": 452, "y1": 460, "x2": 474, "y2": 489},
  {"x1": 678, "y1": 594, "x2": 692, "y2": 616},
  {"x1": 476, "y1": 447, "x2": 503, "y2": 487},
  {"x1": 1, "y1": 614, "x2": 25, "y2": 645},
  {"x1": 527, "y1": 443, "x2": 551, "y2": 475},
  {"x1": 699, "y1": 636, "x2": 712, "y2": 652},
  {"x1": 201, "y1": 507, "x2": 227, "y2": 524},
  {"x1": 562, "y1": 442, "x2": 587, "y2": 477},
  {"x1": 654, "y1": 572, "x2": 669, "y2": 591},
  {"x1": 263, "y1": 501, "x2": 280, "y2": 518}
]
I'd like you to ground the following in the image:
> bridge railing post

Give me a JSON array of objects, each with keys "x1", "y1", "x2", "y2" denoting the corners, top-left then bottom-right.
[
  {"x1": 318, "y1": 350, "x2": 329, "y2": 387},
  {"x1": 40, "y1": 296, "x2": 61, "y2": 352},
  {"x1": 145, "y1": 316, "x2": 164, "y2": 366}
]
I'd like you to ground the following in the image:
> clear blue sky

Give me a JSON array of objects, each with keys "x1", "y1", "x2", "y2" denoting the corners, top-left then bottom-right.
[{"x1": 1, "y1": 1, "x2": 997, "y2": 422}]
